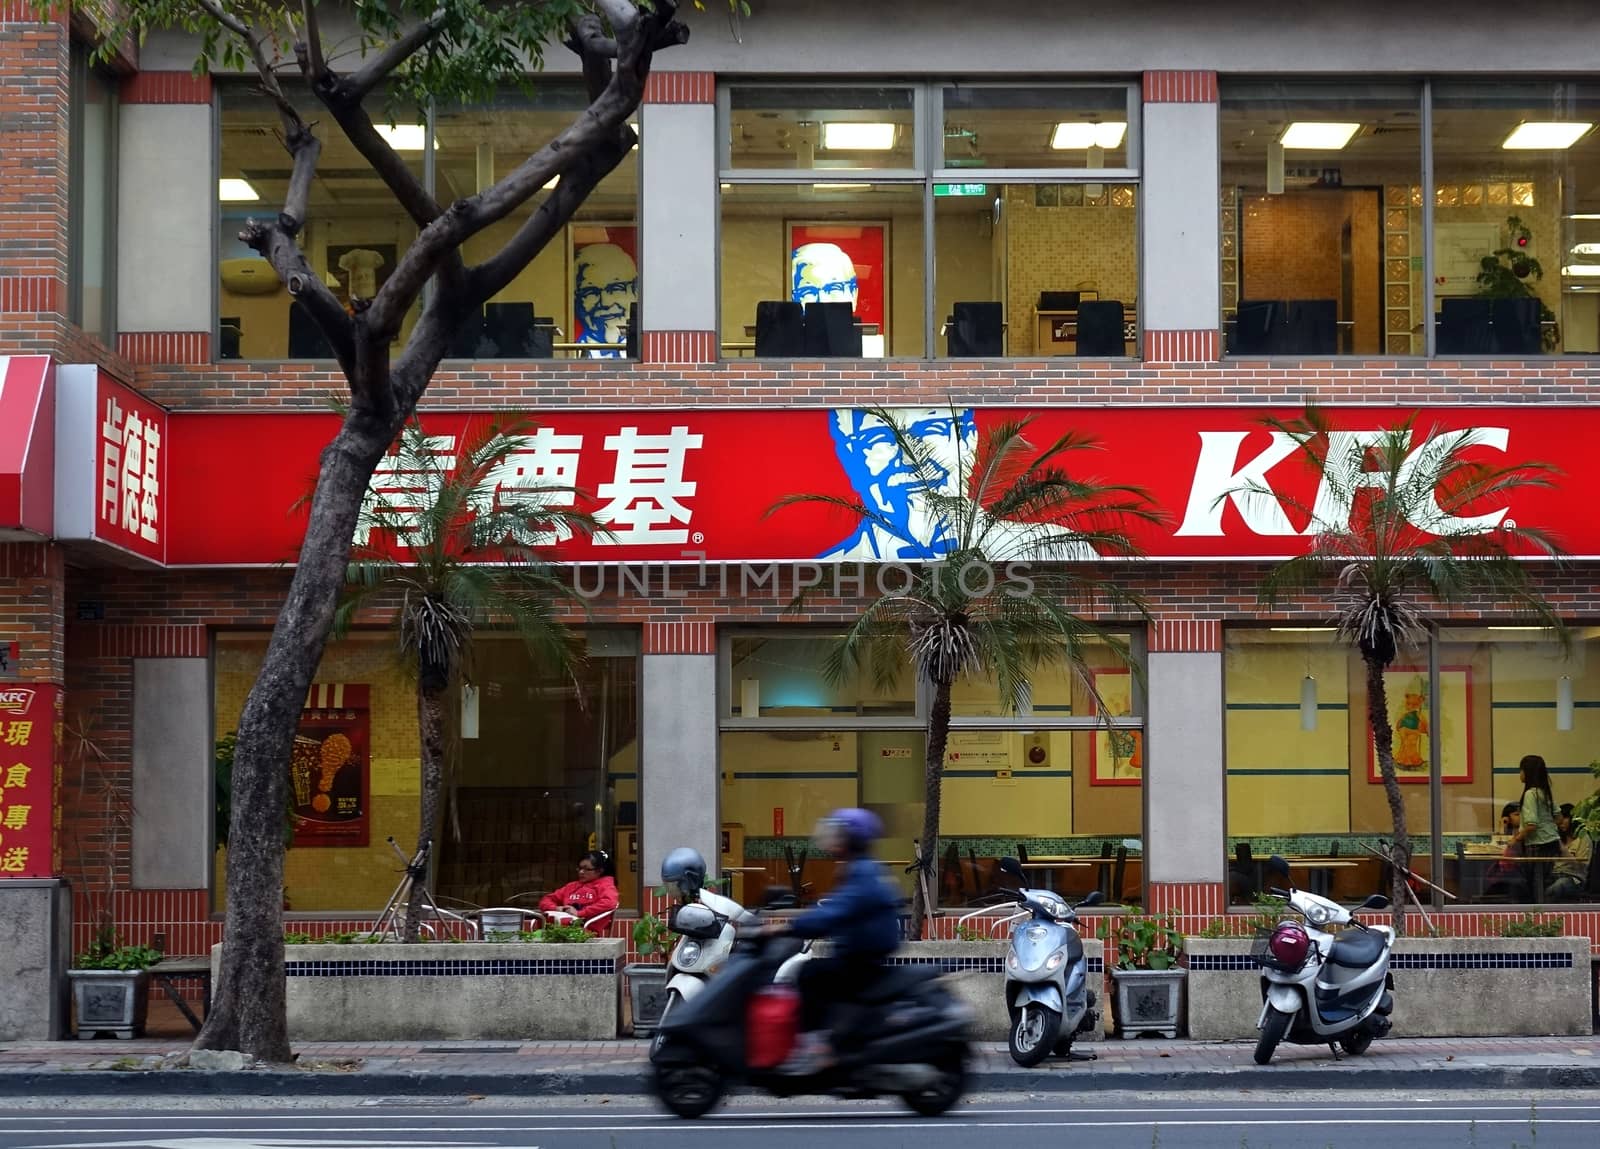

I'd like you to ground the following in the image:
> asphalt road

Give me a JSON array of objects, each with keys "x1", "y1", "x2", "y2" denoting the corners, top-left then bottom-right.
[{"x1": 1, "y1": 1094, "x2": 1598, "y2": 1149}]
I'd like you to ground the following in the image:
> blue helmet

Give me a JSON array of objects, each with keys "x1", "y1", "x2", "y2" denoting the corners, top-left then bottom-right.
[{"x1": 822, "y1": 808, "x2": 883, "y2": 855}]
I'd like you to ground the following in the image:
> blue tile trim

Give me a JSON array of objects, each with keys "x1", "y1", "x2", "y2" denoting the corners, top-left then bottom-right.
[
  {"x1": 285, "y1": 958, "x2": 620, "y2": 977},
  {"x1": 1190, "y1": 952, "x2": 1574, "y2": 973},
  {"x1": 1188, "y1": 954, "x2": 1261, "y2": 972},
  {"x1": 890, "y1": 955, "x2": 1104, "y2": 974}
]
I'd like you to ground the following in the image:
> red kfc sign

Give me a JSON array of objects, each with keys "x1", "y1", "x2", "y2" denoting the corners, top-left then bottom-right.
[
  {"x1": 0, "y1": 684, "x2": 60, "y2": 879},
  {"x1": 94, "y1": 373, "x2": 166, "y2": 562},
  {"x1": 163, "y1": 406, "x2": 1600, "y2": 566}
]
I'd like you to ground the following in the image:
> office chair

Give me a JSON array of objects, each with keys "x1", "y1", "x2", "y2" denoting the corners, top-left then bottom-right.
[
  {"x1": 449, "y1": 308, "x2": 485, "y2": 359},
  {"x1": 288, "y1": 301, "x2": 336, "y2": 359},
  {"x1": 1230, "y1": 300, "x2": 1278, "y2": 355},
  {"x1": 1076, "y1": 300, "x2": 1126, "y2": 356},
  {"x1": 484, "y1": 302, "x2": 538, "y2": 358},
  {"x1": 947, "y1": 301, "x2": 1004, "y2": 357},
  {"x1": 1437, "y1": 298, "x2": 1493, "y2": 355},
  {"x1": 1490, "y1": 297, "x2": 1541, "y2": 355},
  {"x1": 1283, "y1": 299, "x2": 1337, "y2": 355},
  {"x1": 803, "y1": 301, "x2": 862, "y2": 357},
  {"x1": 754, "y1": 300, "x2": 805, "y2": 356}
]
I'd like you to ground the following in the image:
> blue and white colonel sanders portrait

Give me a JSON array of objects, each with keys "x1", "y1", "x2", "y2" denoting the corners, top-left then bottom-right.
[
  {"x1": 574, "y1": 242, "x2": 638, "y2": 358},
  {"x1": 821, "y1": 408, "x2": 976, "y2": 561},
  {"x1": 791, "y1": 242, "x2": 858, "y2": 309}
]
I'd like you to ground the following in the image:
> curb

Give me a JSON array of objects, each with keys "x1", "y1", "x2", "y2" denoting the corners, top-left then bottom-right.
[{"x1": 4, "y1": 1062, "x2": 1600, "y2": 1098}]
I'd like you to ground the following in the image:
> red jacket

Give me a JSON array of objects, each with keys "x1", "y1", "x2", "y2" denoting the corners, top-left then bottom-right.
[{"x1": 540, "y1": 876, "x2": 619, "y2": 928}]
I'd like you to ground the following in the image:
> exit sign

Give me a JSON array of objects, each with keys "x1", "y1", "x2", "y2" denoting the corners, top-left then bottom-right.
[{"x1": 934, "y1": 182, "x2": 988, "y2": 198}]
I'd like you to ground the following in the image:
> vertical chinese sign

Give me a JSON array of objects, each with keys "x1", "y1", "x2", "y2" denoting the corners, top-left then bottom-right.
[
  {"x1": 0, "y1": 684, "x2": 62, "y2": 877},
  {"x1": 94, "y1": 372, "x2": 166, "y2": 563},
  {"x1": 289, "y1": 684, "x2": 370, "y2": 847}
]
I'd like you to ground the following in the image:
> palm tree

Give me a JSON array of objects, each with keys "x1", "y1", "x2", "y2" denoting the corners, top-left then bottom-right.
[
  {"x1": 1242, "y1": 408, "x2": 1568, "y2": 931},
  {"x1": 337, "y1": 418, "x2": 604, "y2": 939},
  {"x1": 770, "y1": 409, "x2": 1162, "y2": 934}
]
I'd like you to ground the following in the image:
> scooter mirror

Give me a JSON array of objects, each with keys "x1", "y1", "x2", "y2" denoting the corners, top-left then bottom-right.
[
  {"x1": 1360, "y1": 893, "x2": 1391, "y2": 910},
  {"x1": 1078, "y1": 890, "x2": 1105, "y2": 907},
  {"x1": 998, "y1": 856, "x2": 1025, "y2": 881}
]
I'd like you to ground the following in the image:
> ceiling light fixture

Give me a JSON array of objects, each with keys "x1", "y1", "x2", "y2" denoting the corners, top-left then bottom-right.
[
  {"x1": 1562, "y1": 265, "x2": 1600, "y2": 276},
  {"x1": 1567, "y1": 213, "x2": 1600, "y2": 220},
  {"x1": 374, "y1": 123, "x2": 433, "y2": 151},
  {"x1": 1502, "y1": 121, "x2": 1593, "y2": 150},
  {"x1": 218, "y1": 178, "x2": 259, "y2": 202},
  {"x1": 1050, "y1": 121, "x2": 1127, "y2": 150},
  {"x1": 1279, "y1": 122, "x2": 1362, "y2": 150},
  {"x1": 811, "y1": 182, "x2": 862, "y2": 190},
  {"x1": 821, "y1": 122, "x2": 896, "y2": 151}
]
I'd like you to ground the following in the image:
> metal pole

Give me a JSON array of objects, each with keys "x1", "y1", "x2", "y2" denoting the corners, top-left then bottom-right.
[
  {"x1": 1421, "y1": 82, "x2": 1436, "y2": 358},
  {"x1": 1428, "y1": 623, "x2": 1444, "y2": 912}
]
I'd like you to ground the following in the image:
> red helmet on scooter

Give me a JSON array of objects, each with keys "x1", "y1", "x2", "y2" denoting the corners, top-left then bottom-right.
[{"x1": 1267, "y1": 922, "x2": 1311, "y2": 970}]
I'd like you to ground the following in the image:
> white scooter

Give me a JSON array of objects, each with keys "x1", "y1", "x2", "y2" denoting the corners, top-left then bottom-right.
[
  {"x1": 1252, "y1": 885, "x2": 1396, "y2": 1065},
  {"x1": 959, "y1": 856, "x2": 1104, "y2": 1066}
]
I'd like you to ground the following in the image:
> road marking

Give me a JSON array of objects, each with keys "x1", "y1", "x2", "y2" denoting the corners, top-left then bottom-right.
[{"x1": 20, "y1": 1140, "x2": 510, "y2": 1149}]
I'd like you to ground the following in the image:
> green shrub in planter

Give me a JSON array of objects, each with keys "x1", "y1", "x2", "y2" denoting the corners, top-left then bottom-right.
[{"x1": 1499, "y1": 913, "x2": 1563, "y2": 938}]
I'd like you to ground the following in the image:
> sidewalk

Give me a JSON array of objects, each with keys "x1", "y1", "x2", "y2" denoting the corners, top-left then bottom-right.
[{"x1": 3, "y1": 1033, "x2": 1599, "y2": 1097}]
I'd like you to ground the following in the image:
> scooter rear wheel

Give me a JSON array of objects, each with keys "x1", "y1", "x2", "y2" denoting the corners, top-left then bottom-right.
[
  {"x1": 1009, "y1": 1005, "x2": 1062, "y2": 1067},
  {"x1": 654, "y1": 1064, "x2": 724, "y2": 1119},
  {"x1": 902, "y1": 1046, "x2": 967, "y2": 1116},
  {"x1": 1254, "y1": 1005, "x2": 1291, "y2": 1065}
]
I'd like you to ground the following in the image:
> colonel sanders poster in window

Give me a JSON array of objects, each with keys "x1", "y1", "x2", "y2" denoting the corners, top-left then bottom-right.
[
  {"x1": 787, "y1": 222, "x2": 889, "y2": 341},
  {"x1": 570, "y1": 224, "x2": 638, "y2": 358},
  {"x1": 289, "y1": 683, "x2": 370, "y2": 846}
]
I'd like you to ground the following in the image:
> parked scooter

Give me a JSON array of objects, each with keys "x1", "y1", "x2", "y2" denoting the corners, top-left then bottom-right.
[
  {"x1": 959, "y1": 856, "x2": 1104, "y2": 1066},
  {"x1": 649, "y1": 896, "x2": 972, "y2": 1119},
  {"x1": 654, "y1": 849, "x2": 758, "y2": 1050},
  {"x1": 1252, "y1": 884, "x2": 1396, "y2": 1065}
]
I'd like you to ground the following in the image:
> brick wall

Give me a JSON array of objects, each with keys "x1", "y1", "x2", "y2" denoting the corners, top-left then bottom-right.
[{"x1": 0, "y1": 543, "x2": 65, "y2": 684}]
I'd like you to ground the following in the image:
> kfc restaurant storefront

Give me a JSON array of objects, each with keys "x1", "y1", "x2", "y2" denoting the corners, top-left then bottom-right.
[{"x1": 5, "y1": 362, "x2": 1600, "y2": 986}]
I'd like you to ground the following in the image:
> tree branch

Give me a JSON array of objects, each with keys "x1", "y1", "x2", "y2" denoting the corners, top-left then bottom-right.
[
  {"x1": 277, "y1": 124, "x2": 320, "y2": 236},
  {"x1": 242, "y1": 218, "x2": 356, "y2": 377},
  {"x1": 566, "y1": 13, "x2": 619, "y2": 59},
  {"x1": 298, "y1": 0, "x2": 327, "y2": 82},
  {"x1": 347, "y1": 7, "x2": 448, "y2": 100}
]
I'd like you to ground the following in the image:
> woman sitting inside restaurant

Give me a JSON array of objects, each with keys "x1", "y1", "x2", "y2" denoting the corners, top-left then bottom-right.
[
  {"x1": 1548, "y1": 804, "x2": 1594, "y2": 902},
  {"x1": 540, "y1": 849, "x2": 620, "y2": 931}
]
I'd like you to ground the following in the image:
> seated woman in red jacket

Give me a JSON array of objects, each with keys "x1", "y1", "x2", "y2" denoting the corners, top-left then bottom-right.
[{"x1": 539, "y1": 850, "x2": 619, "y2": 931}]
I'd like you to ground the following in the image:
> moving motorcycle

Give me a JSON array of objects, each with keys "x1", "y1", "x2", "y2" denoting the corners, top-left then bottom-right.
[
  {"x1": 649, "y1": 900, "x2": 972, "y2": 1119},
  {"x1": 1252, "y1": 885, "x2": 1396, "y2": 1065},
  {"x1": 959, "y1": 856, "x2": 1104, "y2": 1066}
]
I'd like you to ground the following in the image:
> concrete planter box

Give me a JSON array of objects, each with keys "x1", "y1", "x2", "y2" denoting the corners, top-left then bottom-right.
[
  {"x1": 623, "y1": 963, "x2": 670, "y2": 1036},
  {"x1": 898, "y1": 938, "x2": 1105, "y2": 1043},
  {"x1": 67, "y1": 969, "x2": 150, "y2": 1039},
  {"x1": 210, "y1": 940, "x2": 624, "y2": 1041},
  {"x1": 1110, "y1": 968, "x2": 1184, "y2": 1037},
  {"x1": 1185, "y1": 935, "x2": 1593, "y2": 1040}
]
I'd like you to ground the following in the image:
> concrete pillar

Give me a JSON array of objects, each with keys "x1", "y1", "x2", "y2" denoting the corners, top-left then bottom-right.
[
  {"x1": 132, "y1": 658, "x2": 213, "y2": 888},
  {"x1": 638, "y1": 622, "x2": 719, "y2": 885},
  {"x1": 637, "y1": 72, "x2": 717, "y2": 364},
  {"x1": 1145, "y1": 621, "x2": 1225, "y2": 890},
  {"x1": 1139, "y1": 71, "x2": 1221, "y2": 363},
  {"x1": 116, "y1": 75, "x2": 214, "y2": 364},
  {"x1": 0, "y1": 880, "x2": 72, "y2": 1039}
]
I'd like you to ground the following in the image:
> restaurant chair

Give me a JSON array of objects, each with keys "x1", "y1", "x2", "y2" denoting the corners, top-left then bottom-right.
[
  {"x1": 1016, "y1": 843, "x2": 1031, "y2": 865},
  {"x1": 1104, "y1": 846, "x2": 1128, "y2": 904},
  {"x1": 219, "y1": 318, "x2": 242, "y2": 360},
  {"x1": 625, "y1": 302, "x2": 639, "y2": 359},
  {"x1": 754, "y1": 300, "x2": 805, "y2": 356},
  {"x1": 484, "y1": 302, "x2": 540, "y2": 358},
  {"x1": 1437, "y1": 298, "x2": 1493, "y2": 355},
  {"x1": 1075, "y1": 299, "x2": 1126, "y2": 357},
  {"x1": 288, "y1": 300, "x2": 336, "y2": 359},
  {"x1": 947, "y1": 301, "x2": 1004, "y2": 357},
  {"x1": 1230, "y1": 300, "x2": 1278, "y2": 355},
  {"x1": 1282, "y1": 299, "x2": 1337, "y2": 355},
  {"x1": 803, "y1": 301, "x2": 862, "y2": 357},
  {"x1": 449, "y1": 307, "x2": 486, "y2": 358},
  {"x1": 1490, "y1": 297, "x2": 1541, "y2": 355}
]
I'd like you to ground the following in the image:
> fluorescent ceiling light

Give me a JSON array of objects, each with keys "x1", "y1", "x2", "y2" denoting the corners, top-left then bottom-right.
[
  {"x1": 1567, "y1": 213, "x2": 1600, "y2": 220},
  {"x1": 1487, "y1": 626, "x2": 1550, "y2": 631},
  {"x1": 1571, "y1": 243, "x2": 1600, "y2": 256},
  {"x1": 375, "y1": 123, "x2": 431, "y2": 151},
  {"x1": 1050, "y1": 121, "x2": 1127, "y2": 150},
  {"x1": 1279, "y1": 122, "x2": 1362, "y2": 150},
  {"x1": 1268, "y1": 627, "x2": 1336, "y2": 633},
  {"x1": 822, "y1": 121, "x2": 897, "y2": 150},
  {"x1": 543, "y1": 176, "x2": 559, "y2": 190},
  {"x1": 1562, "y1": 264, "x2": 1600, "y2": 276},
  {"x1": 1502, "y1": 121, "x2": 1593, "y2": 150},
  {"x1": 218, "y1": 178, "x2": 259, "y2": 202},
  {"x1": 811, "y1": 182, "x2": 862, "y2": 190}
]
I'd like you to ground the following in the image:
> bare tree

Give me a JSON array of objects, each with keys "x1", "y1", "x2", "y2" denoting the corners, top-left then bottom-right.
[{"x1": 53, "y1": 0, "x2": 722, "y2": 1061}]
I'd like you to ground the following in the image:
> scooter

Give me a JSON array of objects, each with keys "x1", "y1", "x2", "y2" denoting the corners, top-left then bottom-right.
[
  {"x1": 1252, "y1": 885, "x2": 1396, "y2": 1065},
  {"x1": 959, "y1": 856, "x2": 1104, "y2": 1066},
  {"x1": 654, "y1": 881, "x2": 760, "y2": 1054},
  {"x1": 649, "y1": 904, "x2": 972, "y2": 1119}
]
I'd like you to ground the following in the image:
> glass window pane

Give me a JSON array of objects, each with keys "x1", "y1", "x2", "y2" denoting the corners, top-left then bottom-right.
[
  {"x1": 1432, "y1": 81, "x2": 1600, "y2": 355},
  {"x1": 1437, "y1": 627, "x2": 1598, "y2": 907},
  {"x1": 436, "y1": 86, "x2": 639, "y2": 361},
  {"x1": 729, "y1": 633, "x2": 914, "y2": 717},
  {"x1": 218, "y1": 85, "x2": 426, "y2": 360},
  {"x1": 1220, "y1": 80, "x2": 1423, "y2": 356},
  {"x1": 71, "y1": 52, "x2": 115, "y2": 341},
  {"x1": 941, "y1": 86, "x2": 1130, "y2": 171},
  {"x1": 728, "y1": 86, "x2": 915, "y2": 171},
  {"x1": 719, "y1": 183, "x2": 925, "y2": 358},
  {"x1": 949, "y1": 637, "x2": 1138, "y2": 717},
  {"x1": 1223, "y1": 628, "x2": 1431, "y2": 906},
  {"x1": 934, "y1": 182, "x2": 1138, "y2": 358}
]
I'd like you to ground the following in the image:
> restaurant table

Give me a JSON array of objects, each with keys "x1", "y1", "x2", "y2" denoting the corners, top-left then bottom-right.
[
  {"x1": 1019, "y1": 862, "x2": 1089, "y2": 892},
  {"x1": 1455, "y1": 851, "x2": 1561, "y2": 902},
  {"x1": 1280, "y1": 857, "x2": 1358, "y2": 898}
]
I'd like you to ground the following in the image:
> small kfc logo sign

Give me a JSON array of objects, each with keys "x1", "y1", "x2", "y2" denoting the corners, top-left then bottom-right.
[{"x1": 0, "y1": 688, "x2": 37, "y2": 716}]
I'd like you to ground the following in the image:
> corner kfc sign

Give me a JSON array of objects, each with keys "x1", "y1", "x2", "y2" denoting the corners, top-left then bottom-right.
[
  {"x1": 0, "y1": 683, "x2": 60, "y2": 878},
  {"x1": 54, "y1": 366, "x2": 168, "y2": 564},
  {"x1": 163, "y1": 406, "x2": 1600, "y2": 566}
]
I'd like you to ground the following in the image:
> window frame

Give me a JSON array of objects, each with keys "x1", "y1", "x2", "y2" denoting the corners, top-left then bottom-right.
[{"x1": 68, "y1": 41, "x2": 118, "y2": 344}]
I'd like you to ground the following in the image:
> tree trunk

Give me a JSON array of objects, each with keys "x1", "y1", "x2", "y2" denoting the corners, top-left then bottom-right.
[
  {"x1": 910, "y1": 676, "x2": 954, "y2": 939},
  {"x1": 1365, "y1": 654, "x2": 1411, "y2": 935},
  {"x1": 194, "y1": 403, "x2": 401, "y2": 1061},
  {"x1": 404, "y1": 681, "x2": 448, "y2": 941}
]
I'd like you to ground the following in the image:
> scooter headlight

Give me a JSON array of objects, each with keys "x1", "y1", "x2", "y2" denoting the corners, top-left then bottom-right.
[
  {"x1": 675, "y1": 940, "x2": 702, "y2": 967},
  {"x1": 1044, "y1": 949, "x2": 1066, "y2": 972},
  {"x1": 1303, "y1": 903, "x2": 1332, "y2": 927}
]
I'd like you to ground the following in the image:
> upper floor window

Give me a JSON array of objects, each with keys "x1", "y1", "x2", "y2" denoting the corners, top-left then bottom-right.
[{"x1": 69, "y1": 43, "x2": 117, "y2": 343}]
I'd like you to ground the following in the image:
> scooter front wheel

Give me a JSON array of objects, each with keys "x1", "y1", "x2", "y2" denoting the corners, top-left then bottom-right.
[
  {"x1": 902, "y1": 1045, "x2": 967, "y2": 1116},
  {"x1": 1009, "y1": 1004, "x2": 1062, "y2": 1067},
  {"x1": 1254, "y1": 1005, "x2": 1292, "y2": 1065},
  {"x1": 653, "y1": 1063, "x2": 724, "y2": 1119}
]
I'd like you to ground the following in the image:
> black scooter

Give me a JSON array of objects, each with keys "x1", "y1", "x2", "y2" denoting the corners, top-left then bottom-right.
[{"x1": 648, "y1": 909, "x2": 972, "y2": 1119}]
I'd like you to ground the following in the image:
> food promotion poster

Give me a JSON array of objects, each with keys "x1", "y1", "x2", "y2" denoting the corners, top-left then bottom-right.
[{"x1": 289, "y1": 683, "x2": 370, "y2": 847}]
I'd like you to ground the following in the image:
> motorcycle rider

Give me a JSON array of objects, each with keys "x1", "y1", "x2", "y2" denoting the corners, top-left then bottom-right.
[{"x1": 762, "y1": 808, "x2": 903, "y2": 1074}]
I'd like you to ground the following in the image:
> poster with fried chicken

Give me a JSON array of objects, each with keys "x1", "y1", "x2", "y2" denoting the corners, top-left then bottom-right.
[{"x1": 289, "y1": 683, "x2": 370, "y2": 847}]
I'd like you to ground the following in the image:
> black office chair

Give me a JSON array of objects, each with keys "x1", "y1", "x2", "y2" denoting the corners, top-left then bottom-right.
[
  {"x1": 1490, "y1": 297, "x2": 1541, "y2": 355},
  {"x1": 218, "y1": 318, "x2": 242, "y2": 360},
  {"x1": 1437, "y1": 298, "x2": 1493, "y2": 355},
  {"x1": 483, "y1": 302, "x2": 538, "y2": 358},
  {"x1": 1016, "y1": 843, "x2": 1031, "y2": 866},
  {"x1": 1283, "y1": 299, "x2": 1337, "y2": 355},
  {"x1": 803, "y1": 301, "x2": 861, "y2": 357},
  {"x1": 1230, "y1": 300, "x2": 1279, "y2": 355},
  {"x1": 947, "y1": 301, "x2": 1004, "y2": 357},
  {"x1": 754, "y1": 300, "x2": 805, "y2": 356},
  {"x1": 529, "y1": 315, "x2": 557, "y2": 359},
  {"x1": 1105, "y1": 845, "x2": 1128, "y2": 904},
  {"x1": 449, "y1": 307, "x2": 486, "y2": 359},
  {"x1": 624, "y1": 302, "x2": 639, "y2": 359},
  {"x1": 288, "y1": 301, "x2": 335, "y2": 359},
  {"x1": 1076, "y1": 300, "x2": 1126, "y2": 356}
]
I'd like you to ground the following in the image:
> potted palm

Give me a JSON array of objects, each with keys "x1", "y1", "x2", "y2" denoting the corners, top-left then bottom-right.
[
  {"x1": 624, "y1": 909, "x2": 675, "y2": 1037},
  {"x1": 1104, "y1": 911, "x2": 1185, "y2": 1038},
  {"x1": 68, "y1": 937, "x2": 163, "y2": 1039}
]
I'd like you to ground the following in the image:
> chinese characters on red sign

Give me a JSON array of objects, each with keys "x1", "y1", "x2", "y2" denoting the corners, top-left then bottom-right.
[
  {"x1": 290, "y1": 683, "x2": 370, "y2": 847},
  {"x1": 0, "y1": 684, "x2": 61, "y2": 878},
  {"x1": 95, "y1": 373, "x2": 166, "y2": 563}
]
